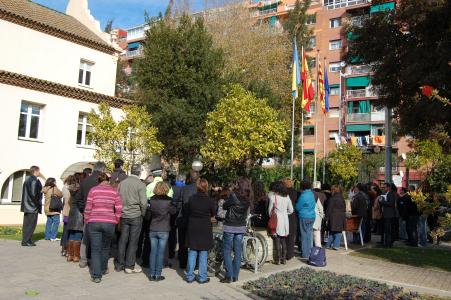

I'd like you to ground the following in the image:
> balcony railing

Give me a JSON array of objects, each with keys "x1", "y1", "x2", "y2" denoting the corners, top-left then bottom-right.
[
  {"x1": 253, "y1": 8, "x2": 277, "y2": 16},
  {"x1": 348, "y1": 16, "x2": 366, "y2": 27},
  {"x1": 325, "y1": 0, "x2": 369, "y2": 10},
  {"x1": 347, "y1": 113, "x2": 371, "y2": 122},
  {"x1": 371, "y1": 111, "x2": 385, "y2": 122},
  {"x1": 349, "y1": 65, "x2": 372, "y2": 75},
  {"x1": 347, "y1": 89, "x2": 377, "y2": 98},
  {"x1": 126, "y1": 49, "x2": 144, "y2": 58}
]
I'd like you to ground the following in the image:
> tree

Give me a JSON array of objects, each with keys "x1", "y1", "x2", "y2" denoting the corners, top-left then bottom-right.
[
  {"x1": 327, "y1": 144, "x2": 363, "y2": 189},
  {"x1": 115, "y1": 60, "x2": 134, "y2": 98},
  {"x1": 283, "y1": 0, "x2": 313, "y2": 48},
  {"x1": 200, "y1": 85, "x2": 287, "y2": 169},
  {"x1": 88, "y1": 103, "x2": 163, "y2": 171},
  {"x1": 135, "y1": 14, "x2": 224, "y2": 165},
  {"x1": 204, "y1": 2, "x2": 291, "y2": 111},
  {"x1": 347, "y1": 0, "x2": 451, "y2": 141}
]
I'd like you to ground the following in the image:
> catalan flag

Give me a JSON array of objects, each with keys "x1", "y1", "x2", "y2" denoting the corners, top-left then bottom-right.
[
  {"x1": 292, "y1": 38, "x2": 301, "y2": 99},
  {"x1": 301, "y1": 49, "x2": 315, "y2": 112}
]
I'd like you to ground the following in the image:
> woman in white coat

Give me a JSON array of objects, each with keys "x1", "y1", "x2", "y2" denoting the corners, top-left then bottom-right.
[
  {"x1": 268, "y1": 181, "x2": 294, "y2": 265},
  {"x1": 313, "y1": 194, "x2": 325, "y2": 247}
]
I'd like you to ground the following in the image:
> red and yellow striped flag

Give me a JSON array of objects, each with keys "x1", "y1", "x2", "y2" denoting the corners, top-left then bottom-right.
[{"x1": 301, "y1": 49, "x2": 315, "y2": 112}]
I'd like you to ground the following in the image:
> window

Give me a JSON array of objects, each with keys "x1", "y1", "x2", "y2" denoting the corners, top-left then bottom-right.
[
  {"x1": 330, "y1": 18, "x2": 342, "y2": 28},
  {"x1": 306, "y1": 14, "x2": 316, "y2": 25},
  {"x1": 18, "y1": 102, "x2": 41, "y2": 139},
  {"x1": 308, "y1": 36, "x2": 316, "y2": 49},
  {"x1": 304, "y1": 126, "x2": 315, "y2": 135},
  {"x1": 1, "y1": 170, "x2": 31, "y2": 203},
  {"x1": 329, "y1": 61, "x2": 342, "y2": 72},
  {"x1": 78, "y1": 60, "x2": 94, "y2": 86},
  {"x1": 310, "y1": 102, "x2": 316, "y2": 113},
  {"x1": 76, "y1": 113, "x2": 93, "y2": 146},
  {"x1": 328, "y1": 107, "x2": 340, "y2": 118},
  {"x1": 329, "y1": 39, "x2": 342, "y2": 50},
  {"x1": 329, "y1": 130, "x2": 339, "y2": 140},
  {"x1": 330, "y1": 85, "x2": 340, "y2": 95}
]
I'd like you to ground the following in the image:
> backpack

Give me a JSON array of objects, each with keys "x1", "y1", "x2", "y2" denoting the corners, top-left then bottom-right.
[
  {"x1": 49, "y1": 188, "x2": 63, "y2": 212},
  {"x1": 308, "y1": 246, "x2": 326, "y2": 267}
]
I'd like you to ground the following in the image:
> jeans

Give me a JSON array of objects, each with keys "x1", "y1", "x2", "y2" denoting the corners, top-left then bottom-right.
[
  {"x1": 223, "y1": 232, "x2": 244, "y2": 279},
  {"x1": 88, "y1": 222, "x2": 115, "y2": 279},
  {"x1": 327, "y1": 231, "x2": 342, "y2": 249},
  {"x1": 149, "y1": 231, "x2": 169, "y2": 277},
  {"x1": 418, "y1": 215, "x2": 428, "y2": 247},
  {"x1": 406, "y1": 215, "x2": 419, "y2": 246},
  {"x1": 299, "y1": 218, "x2": 315, "y2": 258},
  {"x1": 68, "y1": 230, "x2": 83, "y2": 241},
  {"x1": 186, "y1": 249, "x2": 208, "y2": 282},
  {"x1": 45, "y1": 215, "x2": 60, "y2": 240},
  {"x1": 399, "y1": 219, "x2": 408, "y2": 241},
  {"x1": 22, "y1": 213, "x2": 38, "y2": 243},
  {"x1": 117, "y1": 217, "x2": 142, "y2": 269}
]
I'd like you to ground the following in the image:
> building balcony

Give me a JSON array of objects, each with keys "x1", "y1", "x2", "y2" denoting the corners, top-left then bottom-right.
[
  {"x1": 347, "y1": 113, "x2": 370, "y2": 122},
  {"x1": 348, "y1": 65, "x2": 372, "y2": 75},
  {"x1": 348, "y1": 15, "x2": 366, "y2": 27},
  {"x1": 347, "y1": 89, "x2": 377, "y2": 99},
  {"x1": 325, "y1": 0, "x2": 370, "y2": 10},
  {"x1": 371, "y1": 110, "x2": 385, "y2": 122},
  {"x1": 252, "y1": 8, "x2": 277, "y2": 16},
  {"x1": 125, "y1": 48, "x2": 144, "y2": 58}
]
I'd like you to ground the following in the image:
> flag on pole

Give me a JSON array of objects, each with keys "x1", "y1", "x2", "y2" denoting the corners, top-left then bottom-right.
[
  {"x1": 323, "y1": 62, "x2": 330, "y2": 113},
  {"x1": 318, "y1": 59, "x2": 325, "y2": 113},
  {"x1": 301, "y1": 49, "x2": 315, "y2": 112},
  {"x1": 292, "y1": 38, "x2": 301, "y2": 99}
]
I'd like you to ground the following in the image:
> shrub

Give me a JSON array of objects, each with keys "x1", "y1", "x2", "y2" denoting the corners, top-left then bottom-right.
[
  {"x1": 242, "y1": 267, "x2": 425, "y2": 300},
  {"x1": 0, "y1": 226, "x2": 22, "y2": 236}
]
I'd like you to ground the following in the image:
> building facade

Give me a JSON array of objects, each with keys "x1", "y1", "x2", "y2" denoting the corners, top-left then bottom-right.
[{"x1": 0, "y1": 0, "x2": 131, "y2": 224}]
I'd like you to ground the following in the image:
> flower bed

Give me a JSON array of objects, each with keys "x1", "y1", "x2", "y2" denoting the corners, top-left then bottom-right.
[{"x1": 242, "y1": 267, "x2": 428, "y2": 300}]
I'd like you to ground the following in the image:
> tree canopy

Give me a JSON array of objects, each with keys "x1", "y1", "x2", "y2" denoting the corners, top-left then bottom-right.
[
  {"x1": 201, "y1": 84, "x2": 287, "y2": 168},
  {"x1": 327, "y1": 144, "x2": 363, "y2": 188},
  {"x1": 134, "y1": 14, "x2": 224, "y2": 165},
  {"x1": 347, "y1": 0, "x2": 451, "y2": 141},
  {"x1": 88, "y1": 103, "x2": 163, "y2": 171}
]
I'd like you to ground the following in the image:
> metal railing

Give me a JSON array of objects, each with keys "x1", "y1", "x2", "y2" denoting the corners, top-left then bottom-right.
[
  {"x1": 347, "y1": 89, "x2": 377, "y2": 98},
  {"x1": 253, "y1": 8, "x2": 277, "y2": 16},
  {"x1": 348, "y1": 16, "x2": 366, "y2": 27},
  {"x1": 371, "y1": 111, "x2": 385, "y2": 122},
  {"x1": 126, "y1": 49, "x2": 144, "y2": 58},
  {"x1": 347, "y1": 113, "x2": 371, "y2": 122},
  {"x1": 349, "y1": 65, "x2": 372, "y2": 75},
  {"x1": 325, "y1": 0, "x2": 369, "y2": 10}
]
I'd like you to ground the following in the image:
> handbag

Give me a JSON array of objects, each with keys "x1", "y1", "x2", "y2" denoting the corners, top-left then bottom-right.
[
  {"x1": 267, "y1": 194, "x2": 278, "y2": 235},
  {"x1": 49, "y1": 187, "x2": 63, "y2": 212}
]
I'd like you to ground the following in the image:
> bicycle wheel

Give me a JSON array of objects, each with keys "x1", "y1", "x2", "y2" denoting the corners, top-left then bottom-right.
[
  {"x1": 242, "y1": 232, "x2": 268, "y2": 271},
  {"x1": 208, "y1": 233, "x2": 224, "y2": 276}
]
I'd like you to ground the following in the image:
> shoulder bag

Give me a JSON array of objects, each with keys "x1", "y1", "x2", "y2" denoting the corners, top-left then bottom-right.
[{"x1": 267, "y1": 194, "x2": 278, "y2": 235}]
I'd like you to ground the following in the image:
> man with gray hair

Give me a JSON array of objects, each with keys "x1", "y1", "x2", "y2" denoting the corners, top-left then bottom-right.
[
  {"x1": 116, "y1": 164, "x2": 147, "y2": 273},
  {"x1": 73, "y1": 161, "x2": 106, "y2": 267}
]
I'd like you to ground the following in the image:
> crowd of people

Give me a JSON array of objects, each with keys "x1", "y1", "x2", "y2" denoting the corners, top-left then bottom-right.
[{"x1": 20, "y1": 161, "x2": 431, "y2": 284}]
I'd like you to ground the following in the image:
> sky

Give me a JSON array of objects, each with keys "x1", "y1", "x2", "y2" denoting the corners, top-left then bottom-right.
[{"x1": 32, "y1": 0, "x2": 205, "y2": 29}]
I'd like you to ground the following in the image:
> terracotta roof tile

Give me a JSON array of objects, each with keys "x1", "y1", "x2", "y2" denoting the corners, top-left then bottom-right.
[
  {"x1": 0, "y1": 0, "x2": 116, "y2": 54},
  {"x1": 0, "y1": 69, "x2": 135, "y2": 108}
]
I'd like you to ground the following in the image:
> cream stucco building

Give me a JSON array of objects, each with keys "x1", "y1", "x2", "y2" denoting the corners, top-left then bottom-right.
[{"x1": 0, "y1": 0, "x2": 131, "y2": 224}]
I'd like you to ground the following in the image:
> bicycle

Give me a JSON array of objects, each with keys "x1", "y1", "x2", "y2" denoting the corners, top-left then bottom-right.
[{"x1": 208, "y1": 214, "x2": 268, "y2": 276}]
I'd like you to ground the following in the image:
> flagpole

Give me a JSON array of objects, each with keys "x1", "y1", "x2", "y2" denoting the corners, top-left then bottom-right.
[
  {"x1": 290, "y1": 94, "x2": 295, "y2": 180},
  {"x1": 313, "y1": 50, "x2": 319, "y2": 183},
  {"x1": 323, "y1": 57, "x2": 327, "y2": 184},
  {"x1": 301, "y1": 46, "x2": 304, "y2": 181}
]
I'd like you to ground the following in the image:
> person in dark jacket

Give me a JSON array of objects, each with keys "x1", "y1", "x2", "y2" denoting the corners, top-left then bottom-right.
[
  {"x1": 177, "y1": 170, "x2": 200, "y2": 269},
  {"x1": 326, "y1": 185, "x2": 347, "y2": 250},
  {"x1": 185, "y1": 178, "x2": 216, "y2": 284},
  {"x1": 397, "y1": 187, "x2": 409, "y2": 241},
  {"x1": 109, "y1": 158, "x2": 127, "y2": 186},
  {"x1": 405, "y1": 185, "x2": 420, "y2": 246},
  {"x1": 168, "y1": 174, "x2": 185, "y2": 259},
  {"x1": 148, "y1": 182, "x2": 177, "y2": 281},
  {"x1": 21, "y1": 166, "x2": 42, "y2": 246},
  {"x1": 351, "y1": 183, "x2": 369, "y2": 244},
  {"x1": 221, "y1": 177, "x2": 251, "y2": 283},
  {"x1": 282, "y1": 178, "x2": 298, "y2": 261},
  {"x1": 380, "y1": 183, "x2": 398, "y2": 248},
  {"x1": 251, "y1": 181, "x2": 269, "y2": 228},
  {"x1": 72, "y1": 161, "x2": 106, "y2": 267}
]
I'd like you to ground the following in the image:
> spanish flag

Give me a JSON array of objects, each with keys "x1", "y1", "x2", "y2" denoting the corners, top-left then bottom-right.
[
  {"x1": 292, "y1": 38, "x2": 301, "y2": 99},
  {"x1": 301, "y1": 49, "x2": 315, "y2": 112}
]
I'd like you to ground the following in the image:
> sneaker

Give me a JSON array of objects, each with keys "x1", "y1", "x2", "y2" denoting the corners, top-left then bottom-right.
[
  {"x1": 220, "y1": 277, "x2": 232, "y2": 284},
  {"x1": 197, "y1": 278, "x2": 210, "y2": 284},
  {"x1": 125, "y1": 266, "x2": 142, "y2": 274},
  {"x1": 79, "y1": 261, "x2": 88, "y2": 268},
  {"x1": 149, "y1": 276, "x2": 157, "y2": 281},
  {"x1": 91, "y1": 278, "x2": 101, "y2": 284},
  {"x1": 155, "y1": 276, "x2": 165, "y2": 281}
]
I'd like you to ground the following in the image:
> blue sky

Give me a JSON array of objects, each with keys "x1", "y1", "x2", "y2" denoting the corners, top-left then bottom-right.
[{"x1": 32, "y1": 0, "x2": 205, "y2": 29}]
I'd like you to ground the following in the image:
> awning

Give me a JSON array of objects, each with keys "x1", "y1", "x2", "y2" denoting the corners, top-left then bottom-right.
[
  {"x1": 329, "y1": 84, "x2": 340, "y2": 88},
  {"x1": 346, "y1": 32, "x2": 359, "y2": 41},
  {"x1": 304, "y1": 149, "x2": 315, "y2": 153},
  {"x1": 346, "y1": 76, "x2": 370, "y2": 87},
  {"x1": 346, "y1": 124, "x2": 371, "y2": 132},
  {"x1": 370, "y1": 2, "x2": 395, "y2": 13},
  {"x1": 303, "y1": 125, "x2": 315, "y2": 129},
  {"x1": 127, "y1": 42, "x2": 141, "y2": 49}
]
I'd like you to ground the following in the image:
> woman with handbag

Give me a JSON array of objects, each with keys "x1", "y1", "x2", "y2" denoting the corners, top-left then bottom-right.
[
  {"x1": 61, "y1": 175, "x2": 79, "y2": 256},
  {"x1": 42, "y1": 178, "x2": 63, "y2": 241},
  {"x1": 220, "y1": 177, "x2": 251, "y2": 283},
  {"x1": 268, "y1": 181, "x2": 294, "y2": 265}
]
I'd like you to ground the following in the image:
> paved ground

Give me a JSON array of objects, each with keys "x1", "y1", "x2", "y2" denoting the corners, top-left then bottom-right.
[{"x1": 0, "y1": 238, "x2": 450, "y2": 300}]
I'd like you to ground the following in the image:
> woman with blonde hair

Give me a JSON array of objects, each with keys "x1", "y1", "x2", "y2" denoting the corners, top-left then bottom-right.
[
  {"x1": 148, "y1": 182, "x2": 177, "y2": 281},
  {"x1": 326, "y1": 185, "x2": 346, "y2": 250}
]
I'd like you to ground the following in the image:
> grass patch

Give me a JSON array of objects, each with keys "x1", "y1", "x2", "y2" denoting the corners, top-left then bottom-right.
[
  {"x1": 242, "y1": 267, "x2": 444, "y2": 300},
  {"x1": 350, "y1": 246, "x2": 451, "y2": 273},
  {"x1": 0, "y1": 225, "x2": 62, "y2": 241}
]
